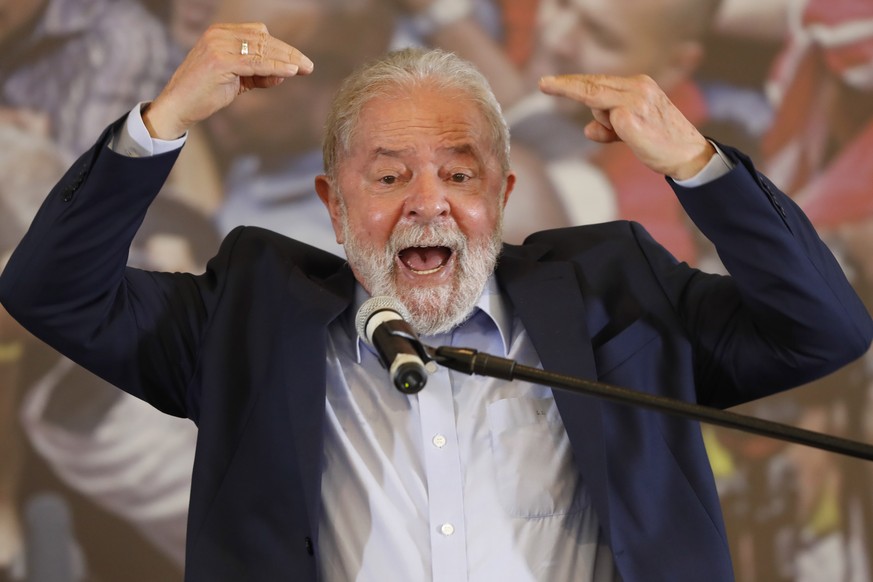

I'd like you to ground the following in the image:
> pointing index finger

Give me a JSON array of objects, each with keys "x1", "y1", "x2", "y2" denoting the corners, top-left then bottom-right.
[{"x1": 539, "y1": 74, "x2": 627, "y2": 108}]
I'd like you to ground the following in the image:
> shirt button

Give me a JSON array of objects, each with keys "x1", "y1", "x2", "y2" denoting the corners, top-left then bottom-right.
[
  {"x1": 432, "y1": 434, "x2": 447, "y2": 448},
  {"x1": 440, "y1": 523, "x2": 455, "y2": 536}
]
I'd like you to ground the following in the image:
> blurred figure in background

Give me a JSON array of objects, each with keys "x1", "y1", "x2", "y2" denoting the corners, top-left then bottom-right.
[
  {"x1": 763, "y1": 0, "x2": 873, "y2": 281},
  {"x1": 0, "y1": 0, "x2": 173, "y2": 156}
]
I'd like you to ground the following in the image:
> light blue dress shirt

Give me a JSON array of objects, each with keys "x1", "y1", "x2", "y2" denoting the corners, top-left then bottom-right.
[{"x1": 319, "y1": 279, "x2": 619, "y2": 581}]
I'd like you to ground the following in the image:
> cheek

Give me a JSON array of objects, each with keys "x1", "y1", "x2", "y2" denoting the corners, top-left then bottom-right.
[
  {"x1": 454, "y1": 197, "x2": 503, "y2": 239},
  {"x1": 347, "y1": 203, "x2": 400, "y2": 246}
]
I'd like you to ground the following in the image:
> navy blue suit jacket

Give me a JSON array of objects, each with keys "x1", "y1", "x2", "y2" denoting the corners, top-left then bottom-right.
[{"x1": 1, "y1": 123, "x2": 871, "y2": 581}]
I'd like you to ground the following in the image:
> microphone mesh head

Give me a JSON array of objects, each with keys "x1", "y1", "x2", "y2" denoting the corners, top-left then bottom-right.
[{"x1": 355, "y1": 296, "x2": 413, "y2": 344}]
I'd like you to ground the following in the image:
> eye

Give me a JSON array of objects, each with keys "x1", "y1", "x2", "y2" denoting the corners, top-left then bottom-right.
[
  {"x1": 379, "y1": 175, "x2": 397, "y2": 185},
  {"x1": 450, "y1": 173, "x2": 470, "y2": 183}
]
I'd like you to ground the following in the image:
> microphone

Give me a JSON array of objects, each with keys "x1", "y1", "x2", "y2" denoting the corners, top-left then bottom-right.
[{"x1": 355, "y1": 296, "x2": 429, "y2": 394}]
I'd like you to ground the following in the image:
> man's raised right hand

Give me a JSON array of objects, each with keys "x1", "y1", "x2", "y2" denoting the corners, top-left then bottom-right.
[{"x1": 143, "y1": 22, "x2": 314, "y2": 140}]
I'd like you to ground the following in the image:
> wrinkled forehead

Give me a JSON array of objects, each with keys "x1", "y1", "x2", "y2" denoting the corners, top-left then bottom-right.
[{"x1": 348, "y1": 86, "x2": 494, "y2": 155}]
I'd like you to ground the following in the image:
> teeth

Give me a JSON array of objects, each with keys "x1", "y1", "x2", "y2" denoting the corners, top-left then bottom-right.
[{"x1": 409, "y1": 265, "x2": 444, "y2": 275}]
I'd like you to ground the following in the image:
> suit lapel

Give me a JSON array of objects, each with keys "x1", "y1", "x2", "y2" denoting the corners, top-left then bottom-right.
[
  {"x1": 496, "y1": 247, "x2": 612, "y2": 538},
  {"x1": 284, "y1": 263, "x2": 356, "y2": 538}
]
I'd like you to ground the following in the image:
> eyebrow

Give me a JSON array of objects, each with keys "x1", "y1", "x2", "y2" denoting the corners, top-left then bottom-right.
[
  {"x1": 371, "y1": 147, "x2": 412, "y2": 159},
  {"x1": 448, "y1": 144, "x2": 477, "y2": 157}
]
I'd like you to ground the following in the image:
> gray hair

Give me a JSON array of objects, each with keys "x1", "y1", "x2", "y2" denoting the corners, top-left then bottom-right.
[{"x1": 322, "y1": 47, "x2": 511, "y2": 181}]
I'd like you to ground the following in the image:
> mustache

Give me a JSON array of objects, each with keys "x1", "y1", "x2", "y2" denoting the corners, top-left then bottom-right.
[{"x1": 387, "y1": 222, "x2": 468, "y2": 256}]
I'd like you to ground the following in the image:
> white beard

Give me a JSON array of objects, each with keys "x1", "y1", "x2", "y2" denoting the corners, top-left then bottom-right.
[{"x1": 342, "y1": 212, "x2": 503, "y2": 336}]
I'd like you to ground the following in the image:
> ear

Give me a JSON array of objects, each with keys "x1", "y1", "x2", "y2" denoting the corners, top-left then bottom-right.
[
  {"x1": 315, "y1": 174, "x2": 345, "y2": 245},
  {"x1": 502, "y1": 171, "x2": 517, "y2": 208}
]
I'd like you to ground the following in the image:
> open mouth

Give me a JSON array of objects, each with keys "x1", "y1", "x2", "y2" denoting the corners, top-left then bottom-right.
[{"x1": 398, "y1": 246, "x2": 453, "y2": 275}]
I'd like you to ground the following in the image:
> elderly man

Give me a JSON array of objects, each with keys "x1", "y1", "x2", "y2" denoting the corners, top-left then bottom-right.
[{"x1": 1, "y1": 22, "x2": 870, "y2": 582}]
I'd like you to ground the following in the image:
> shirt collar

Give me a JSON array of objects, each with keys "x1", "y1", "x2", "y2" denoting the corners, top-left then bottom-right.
[{"x1": 350, "y1": 275, "x2": 513, "y2": 364}]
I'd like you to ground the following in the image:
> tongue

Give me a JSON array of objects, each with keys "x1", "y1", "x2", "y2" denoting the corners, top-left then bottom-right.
[{"x1": 398, "y1": 246, "x2": 451, "y2": 272}]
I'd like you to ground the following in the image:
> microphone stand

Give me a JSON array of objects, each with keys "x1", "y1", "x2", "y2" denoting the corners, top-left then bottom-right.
[{"x1": 427, "y1": 345, "x2": 873, "y2": 463}]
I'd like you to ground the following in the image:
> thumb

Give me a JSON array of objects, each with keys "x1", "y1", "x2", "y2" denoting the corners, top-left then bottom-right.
[
  {"x1": 584, "y1": 120, "x2": 619, "y2": 143},
  {"x1": 240, "y1": 75, "x2": 286, "y2": 93}
]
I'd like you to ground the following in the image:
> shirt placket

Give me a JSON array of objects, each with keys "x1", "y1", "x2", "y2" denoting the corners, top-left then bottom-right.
[{"x1": 418, "y1": 334, "x2": 469, "y2": 581}]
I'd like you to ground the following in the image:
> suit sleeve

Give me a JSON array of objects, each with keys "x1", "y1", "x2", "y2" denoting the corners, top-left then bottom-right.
[
  {"x1": 0, "y1": 120, "x2": 223, "y2": 419},
  {"x1": 647, "y1": 145, "x2": 873, "y2": 407}
]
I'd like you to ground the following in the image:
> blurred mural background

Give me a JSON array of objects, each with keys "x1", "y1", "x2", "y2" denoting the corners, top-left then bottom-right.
[{"x1": 1, "y1": 0, "x2": 872, "y2": 580}]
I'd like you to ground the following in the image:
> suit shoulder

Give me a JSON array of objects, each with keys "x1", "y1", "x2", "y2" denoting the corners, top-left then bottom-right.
[
  {"x1": 516, "y1": 221, "x2": 647, "y2": 261},
  {"x1": 216, "y1": 226, "x2": 346, "y2": 277}
]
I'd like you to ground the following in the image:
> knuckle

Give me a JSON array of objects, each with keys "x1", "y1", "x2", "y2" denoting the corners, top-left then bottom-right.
[
  {"x1": 202, "y1": 24, "x2": 224, "y2": 42},
  {"x1": 634, "y1": 74, "x2": 659, "y2": 97},
  {"x1": 578, "y1": 77, "x2": 598, "y2": 97},
  {"x1": 633, "y1": 73, "x2": 655, "y2": 87},
  {"x1": 257, "y1": 30, "x2": 269, "y2": 55}
]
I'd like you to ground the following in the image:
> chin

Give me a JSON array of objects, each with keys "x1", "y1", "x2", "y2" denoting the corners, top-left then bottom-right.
[{"x1": 395, "y1": 278, "x2": 482, "y2": 337}]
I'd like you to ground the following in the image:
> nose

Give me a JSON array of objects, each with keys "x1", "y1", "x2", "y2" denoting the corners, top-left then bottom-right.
[{"x1": 403, "y1": 173, "x2": 450, "y2": 223}]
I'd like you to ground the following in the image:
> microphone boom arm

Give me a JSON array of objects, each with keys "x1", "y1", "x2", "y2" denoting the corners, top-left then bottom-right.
[{"x1": 431, "y1": 345, "x2": 873, "y2": 463}]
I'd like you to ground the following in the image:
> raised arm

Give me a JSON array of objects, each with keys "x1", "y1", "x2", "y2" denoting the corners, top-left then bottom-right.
[
  {"x1": 0, "y1": 24, "x2": 314, "y2": 417},
  {"x1": 538, "y1": 72, "x2": 872, "y2": 403}
]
